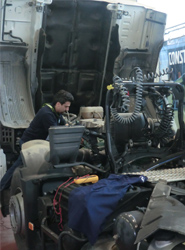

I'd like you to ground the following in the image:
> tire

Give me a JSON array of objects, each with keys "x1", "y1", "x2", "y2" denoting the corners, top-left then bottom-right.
[
  {"x1": 9, "y1": 166, "x2": 28, "y2": 250},
  {"x1": 9, "y1": 167, "x2": 57, "y2": 250}
]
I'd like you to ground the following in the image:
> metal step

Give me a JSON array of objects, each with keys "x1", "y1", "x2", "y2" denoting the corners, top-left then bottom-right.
[{"x1": 123, "y1": 167, "x2": 185, "y2": 183}]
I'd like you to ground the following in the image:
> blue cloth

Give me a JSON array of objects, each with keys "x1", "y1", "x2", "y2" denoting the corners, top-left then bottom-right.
[{"x1": 68, "y1": 174, "x2": 147, "y2": 245}]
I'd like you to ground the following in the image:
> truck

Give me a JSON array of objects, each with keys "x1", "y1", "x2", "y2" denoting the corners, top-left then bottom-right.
[
  {"x1": 159, "y1": 24, "x2": 185, "y2": 82},
  {"x1": 0, "y1": 0, "x2": 185, "y2": 249}
]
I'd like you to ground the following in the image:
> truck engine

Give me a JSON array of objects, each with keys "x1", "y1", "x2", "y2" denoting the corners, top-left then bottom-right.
[
  {"x1": 7, "y1": 66, "x2": 185, "y2": 250},
  {"x1": 1, "y1": 0, "x2": 185, "y2": 250}
]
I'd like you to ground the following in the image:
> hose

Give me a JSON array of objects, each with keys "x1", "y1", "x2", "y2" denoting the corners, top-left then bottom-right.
[
  {"x1": 105, "y1": 89, "x2": 117, "y2": 173},
  {"x1": 152, "y1": 92, "x2": 174, "y2": 144},
  {"x1": 143, "y1": 68, "x2": 173, "y2": 81},
  {"x1": 146, "y1": 151, "x2": 185, "y2": 171},
  {"x1": 110, "y1": 67, "x2": 143, "y2": 124}
]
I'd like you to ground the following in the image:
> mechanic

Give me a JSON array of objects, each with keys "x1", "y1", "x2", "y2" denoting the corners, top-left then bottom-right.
[{"x1": 0, "y1": 89, "x2": 74, "y2": 191}]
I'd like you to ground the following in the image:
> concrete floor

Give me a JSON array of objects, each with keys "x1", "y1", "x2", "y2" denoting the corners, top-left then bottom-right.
[{"x1": 0, "y1": 210, "x2": 18, "y2": 250}]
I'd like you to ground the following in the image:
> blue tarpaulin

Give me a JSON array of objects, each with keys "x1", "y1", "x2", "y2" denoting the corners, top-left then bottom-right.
[{"x1": 68, "y1": 174, "x2": 147, "y2": 245}]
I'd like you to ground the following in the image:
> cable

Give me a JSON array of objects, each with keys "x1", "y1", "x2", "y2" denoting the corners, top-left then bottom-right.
[
  {"x1": 111, "y1": 67, "x2": 143, "y2": 124},
  {"x1": 146, "y1": 152, "x2": 184, "y2": 171},
  {"x1": 53, "y1": 175, "x2": 91, "y2": 230},
  {"x1": 105, "y1": 89, "x2": 117, "y2": 173},
  {"x1": 53, "y1": 177, "x2": 74, "y2": 230}
]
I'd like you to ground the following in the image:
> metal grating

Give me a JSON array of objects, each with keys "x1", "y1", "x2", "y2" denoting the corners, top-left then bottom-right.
[
  {"x1": 122, "y1": 167, "x2": 185, "y2": 183},
  {"x1": 0, "y1": 124, "x2": 16, "y2": 151},
  {"x1": 0, "y1": 124, "x2": 13, "y2": 144}
]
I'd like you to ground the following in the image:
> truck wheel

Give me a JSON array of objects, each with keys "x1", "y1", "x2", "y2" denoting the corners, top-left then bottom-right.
[
  {"x1": 9, "y1": 167, "x2": 27, "y2": 250},
  {"x1": 9, "y1": 167, "x2": 55, "y2": 250}
]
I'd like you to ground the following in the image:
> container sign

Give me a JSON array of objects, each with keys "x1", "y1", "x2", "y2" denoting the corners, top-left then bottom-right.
[{"x1": 159, "y1": 36, "x2": 185, "y2": 81}]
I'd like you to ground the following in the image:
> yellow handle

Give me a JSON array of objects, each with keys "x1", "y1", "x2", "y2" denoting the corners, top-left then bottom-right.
[{"x1": 74, "y1": 175, "x2": 99, "y2": 184}]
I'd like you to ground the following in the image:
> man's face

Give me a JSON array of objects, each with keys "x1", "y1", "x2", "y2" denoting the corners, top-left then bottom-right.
[{"x1": 55, "y1": 101, "x2": 71, "y2": 114}]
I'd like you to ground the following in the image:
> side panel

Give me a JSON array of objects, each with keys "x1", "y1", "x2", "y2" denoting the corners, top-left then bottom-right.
[
  {"x1": 0, "y1": 45, "x2": 34, "y2": 128},
  {"x1": 114, "y1": 3, "x2": 166, "y2": 78},
  {"x1": 0, "y1": 0, "x2": 45, "y2": 151}
]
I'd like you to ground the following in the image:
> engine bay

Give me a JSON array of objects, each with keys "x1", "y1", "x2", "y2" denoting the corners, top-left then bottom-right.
[
  {"x1": 9, "y1": 67, "x2": 185, "y2": 250},
  {"x1": 75, "y1": 67, "x2": 185, "y2": 174}
]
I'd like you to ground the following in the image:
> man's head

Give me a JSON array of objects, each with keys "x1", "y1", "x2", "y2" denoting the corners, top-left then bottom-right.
[{"x1": 52, "y1": 90, "x2": 74, "y2": 114}]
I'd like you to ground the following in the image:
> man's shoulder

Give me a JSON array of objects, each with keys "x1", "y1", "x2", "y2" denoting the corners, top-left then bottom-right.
[{"x1": 37, "y1": 105, "x2": 53, "y2": 115}]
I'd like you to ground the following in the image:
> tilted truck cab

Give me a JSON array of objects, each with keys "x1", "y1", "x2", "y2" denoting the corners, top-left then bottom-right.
[{"x1": 1, "y1": 1, "x2": 185, "y2": 250}]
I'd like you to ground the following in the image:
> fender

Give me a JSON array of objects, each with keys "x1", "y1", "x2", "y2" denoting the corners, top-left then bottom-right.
[{"x1": 21, "y1": 140, "x2": 51, "y2": 176}]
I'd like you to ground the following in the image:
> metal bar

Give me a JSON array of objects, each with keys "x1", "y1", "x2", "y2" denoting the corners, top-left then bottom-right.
[
  {"x1": 98, "y1": 9, "x2": 115, "y2": 106},
  {"x1": 41, "y1": 224, "x2": 59, "y2": 242},
  {"x1": 53, "y1": 161, "x2": 107, "y2": 173},
  {"x1": 5, "y1": 19, "x2": 31, "y2": 23},
  {"x1": 41, "y1": 217, "x2": 59, "y2": 247}
]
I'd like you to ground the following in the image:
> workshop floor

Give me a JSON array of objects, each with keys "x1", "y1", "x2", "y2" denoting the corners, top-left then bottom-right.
[{"x1": 0, "y1": 210, "x2": 18, "y2": 250}]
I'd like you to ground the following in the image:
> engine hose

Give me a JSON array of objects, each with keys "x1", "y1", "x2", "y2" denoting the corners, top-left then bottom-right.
[
  {"x1": 105, "y1": 89, "x2": 117, "y2": 173},
  {"x1": 119, "y1": 85, "x2": 130, "y2": 112},
  {"x1": 160, "y1": 104, "x2": 174, "y2": 131},
  {"x1": 111, "y1": 67, "x2": 143, "y2": 124},
  {"x1": 143, "y1": 67, "x2": 173, "y2": 81},
  {"x1": 146, "y1": 151, "x2": 185, "y2": 171},
  {"x1": 154, "y1": 103, "x2": 174, "y2": 142}
]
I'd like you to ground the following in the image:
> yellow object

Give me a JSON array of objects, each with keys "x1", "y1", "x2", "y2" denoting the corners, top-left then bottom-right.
[
  {"x1": 74, "y1": 175, "x2": 99, "y2": 184},
  {"x1": 107, "y1": 84, "x2": 114, "y2": 90}
]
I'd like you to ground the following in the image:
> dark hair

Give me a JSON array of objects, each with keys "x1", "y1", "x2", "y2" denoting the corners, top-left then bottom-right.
[{"x1": 52, "y1": 90, "x2": 74, "y2": 106}]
